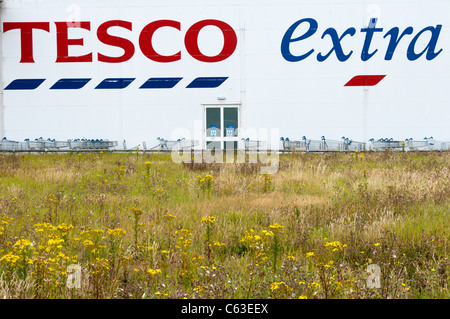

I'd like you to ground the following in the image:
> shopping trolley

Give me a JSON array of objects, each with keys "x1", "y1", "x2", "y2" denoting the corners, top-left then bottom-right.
[
  {"x1": 100, "y1": 140, "x2": 119, "y2": 149},
  {"x1": 425, "y1": 137, "x2": 450, "y2": 151},
  {"x1": 441, "y1": 142, "x2": 450, "y2": 151},
  {"x1": 0, "y1": 138, "x2": 21, "y2": 151},
  {"x1": 68, "y1": 139, "x2": 88, "y2": 150},
  {"x1": 242, "y1": 138, "x2": 266, "y2": 150},
  {"x1": 280, "y1": 137, "x2": 307, "y2": 151},
  {"x1": 404, "y1": 138, "x2": 429, "y2": 150},
  {"x1": 94, "y1": 139, "x2": 118, "y2": 149},
  {"x1": 68, "y1": 139, "x2": 118, "y2": 150},
  {"x1": 23, "y1": 138, "x2": 49, "y2": 150},
  {"x1": 281, "y1": 136, "x2": 324, "y2": 152},
  {"x1": 341, "y1": 137, "x2": 366, "y2": 152},
  {"x1": 320, "y1": 136, "x2": 343, "y2": 151},
  {"x1": 41, "y1": 138, "x2": 70, "y2": 150},
  {"x1": 52, "y1": 140, "x2": 70, "y2": 149},
  {"x1": 154, "y1": 137, "x2": 177, "y2": 150},
  {"x1": 369, "y1": 138, "x2": 404, "y2": 151},
  {"x1": 173, "y1": 138, "x2": 199, "y2": 150},
  {"x1": 151, "y1": 137, "x2": 198, "y2": 151},
  {"x1": 85, "y1": 139, "x2": 107, "y2": 149},
  {"x1": 303, "y1": 137, "x2": 325, "y2": 152}
]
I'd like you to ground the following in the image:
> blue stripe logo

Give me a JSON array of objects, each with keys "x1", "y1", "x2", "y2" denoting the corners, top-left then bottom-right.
[
  {"x1": 50, "y1": 78, "x2": 91, "y2": 90},
  {"x1": 187, "y1": 77, "x2": 228, "y2": 88},
  {"x1": 5, "y1": 79, "x2": 46, "y2": 90},
  {"x1": 4, "y1": 77, "x2": 229, "y2": 90},
  {"x1": 140, "y1": 77, "x2": 183, "y2": 89},
  {"x1": 95, "y1": 78, "x2": 136, "y2": 89}
]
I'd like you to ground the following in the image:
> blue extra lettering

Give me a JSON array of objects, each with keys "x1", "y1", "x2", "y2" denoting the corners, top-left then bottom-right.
[
  {"x1": 281, "y1": 17, "x2": 443, "y2": 63},
  {"x1": 317, "y1": 27, "x2": 356, "y2": 62},
  {"x1": 361, "y1": 18, "x2": 384, "y2": 61},
  {"x1": 281, "y1": 18, "x2": 318, "y2": 62},
  {"x1": 383, "y1": 26, "x2": 414, "y2": 60},
  {"x1": 407, "y1": 25, "x2": 443, "y2": 61}
]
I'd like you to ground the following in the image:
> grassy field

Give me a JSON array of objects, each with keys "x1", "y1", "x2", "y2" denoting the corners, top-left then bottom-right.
[{"x1": 0, "y1": 151, "x2": 448, "y2": 299}]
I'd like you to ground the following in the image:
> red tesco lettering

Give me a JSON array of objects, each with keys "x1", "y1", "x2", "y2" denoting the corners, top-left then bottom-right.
[{"x1": 2, "y1": 19, "x2": 238, "y2": 63}]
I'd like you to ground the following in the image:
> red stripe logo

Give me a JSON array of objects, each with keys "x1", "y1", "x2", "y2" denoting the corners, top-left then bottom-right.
[{"x1": 345, "y1": 75, "x2": 386, "y2": 87}]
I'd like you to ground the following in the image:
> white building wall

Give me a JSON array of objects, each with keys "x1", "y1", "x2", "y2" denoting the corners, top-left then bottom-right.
[
  {"x1": 1, "y1": 0, "x2": 449, "y2": 148},
  {"x1": 0, "y1": 1, "x2": 4, "y2": 138}
]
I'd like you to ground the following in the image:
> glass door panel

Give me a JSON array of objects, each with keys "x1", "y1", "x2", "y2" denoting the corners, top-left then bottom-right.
[
  {"x1": 206, "y1": 108, "x2": 221, "y2": 138},
  {"x1": 223, "y1": 107, "x2": 238, "y2": 137}
]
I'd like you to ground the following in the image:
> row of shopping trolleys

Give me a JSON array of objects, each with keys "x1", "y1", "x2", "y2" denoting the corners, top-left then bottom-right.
[
  {"x1": 123, "y1": 136, "x2": 450, "y2": 152},
  {"x1": 146, "y1": 137, "x2": 268, "y2": 151},
  {"x1": 369, "y1": 137, "x2": 450, "y2": 151},
  {"x1": 145, "y1": 137, "x2": 264, "y2": 151},
  {"x1": 2, "y1": 136, "x2": 448, "y2": 152},
  {"x1": 147, "y1": 136, "x2": 366, "y2": 152},
  {"x1": 280, "y1": 136, "x2": 366, "y2": 152},
  {"x1": 281, "y1": 136, "x2": 450, "y2": 152},
  {"x1": 0, "y1": 137, "x2": 118, "y2": 151}
]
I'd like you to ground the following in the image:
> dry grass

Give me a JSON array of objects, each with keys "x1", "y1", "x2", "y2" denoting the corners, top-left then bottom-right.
[{"x1": 0, "y1": 151, "x2": 448, "y2": 299}]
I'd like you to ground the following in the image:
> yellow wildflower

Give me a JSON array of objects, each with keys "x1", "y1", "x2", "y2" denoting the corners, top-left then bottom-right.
[
  {"x1": 83, "y1": 239, "x2": 94, "y2": 247},
  {"x1": 147, "y1": 268, "x2": 162, "y2": 276},
  {"x1": 269, "y1": 223, "x2": 283, "y2": 230},
  {"x1": 201, "y1": 216, "x2": 216, "y2": 224},
  {"x1": 287, "y1": 256, "x2": 296, "y2": 261},
  {"x1": 107, "y1": 228, "x2": 126, "y2": 238},
  {"x1": 130, "y1": 207, "x2": 144, "y2": 216}
]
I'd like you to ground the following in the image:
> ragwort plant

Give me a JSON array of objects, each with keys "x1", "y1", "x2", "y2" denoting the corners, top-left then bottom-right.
[{"x1": 0, "y1": 152, "x2": 448, "y2": 299}]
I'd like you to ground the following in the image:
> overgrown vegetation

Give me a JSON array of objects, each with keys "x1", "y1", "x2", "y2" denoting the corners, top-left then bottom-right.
[{"x1": 0, "y1": 151, "x2": 448, "y2": 299}]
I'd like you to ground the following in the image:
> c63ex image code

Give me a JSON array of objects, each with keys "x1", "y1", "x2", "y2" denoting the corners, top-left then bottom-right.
[{"x1": 181, "y1": 302, "x2": 269, "y2": 317}]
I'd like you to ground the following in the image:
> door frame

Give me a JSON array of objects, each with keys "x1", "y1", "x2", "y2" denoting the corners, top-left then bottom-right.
[{"x1": 201, "y1": 102, "x2": 242, "y2": 150}]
